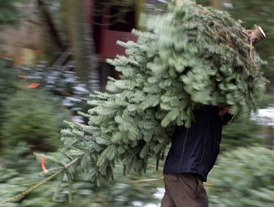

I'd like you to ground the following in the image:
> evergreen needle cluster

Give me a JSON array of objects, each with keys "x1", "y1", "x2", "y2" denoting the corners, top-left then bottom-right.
[{"x1": 41, "y1": 0, "x2": 268, "y2": 196}]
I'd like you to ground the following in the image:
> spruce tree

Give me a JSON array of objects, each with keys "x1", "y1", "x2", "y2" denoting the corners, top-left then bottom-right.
[
  {"x1": 2, "y1": 0, "x2": 268, "y2": 203},
  {"x1": 44, "y1": 0, "x2": 267, "y2": 192},
  {"x1": 60, "y1": 0, "x2": 266, "y2": 181}
]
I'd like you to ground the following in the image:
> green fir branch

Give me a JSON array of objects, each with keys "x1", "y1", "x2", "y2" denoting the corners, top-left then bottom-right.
[{"x1": 1, "y1": 169, "x2": 63, "y2": 205}]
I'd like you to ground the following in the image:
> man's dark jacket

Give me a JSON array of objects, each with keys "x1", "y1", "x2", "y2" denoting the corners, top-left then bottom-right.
[{"x1": 163, "y1": 105, "x2": 232, "y2": 182}]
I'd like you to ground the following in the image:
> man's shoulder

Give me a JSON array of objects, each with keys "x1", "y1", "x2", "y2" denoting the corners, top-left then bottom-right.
[{"x1": 194, "y1": 105, "x2": 218, "y2": 115}]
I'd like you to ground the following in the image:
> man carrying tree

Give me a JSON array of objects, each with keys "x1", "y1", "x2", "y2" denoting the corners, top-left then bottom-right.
[
  {"x1": 161, "y1": 104, "x2": 232, "y2": 207},
  {"x1": 1, "y1": 0, "x2": 267, "y2": 205},
  {"x1": 160, "y1": 0, "x2": 266, "y2": 206}
]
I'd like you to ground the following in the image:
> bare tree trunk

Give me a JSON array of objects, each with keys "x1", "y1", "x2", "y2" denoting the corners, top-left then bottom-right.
[
  {"x1": 134, "y1": 0, "x2": 145, "y2": 30},
  {"x1": 66, "y1": 0, "x2": 99, "y2": 92}
]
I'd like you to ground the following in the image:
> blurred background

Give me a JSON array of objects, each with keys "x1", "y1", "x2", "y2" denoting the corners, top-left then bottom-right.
[{"x1": 0, "y1": 0, "x2": 274, "y2": 206}]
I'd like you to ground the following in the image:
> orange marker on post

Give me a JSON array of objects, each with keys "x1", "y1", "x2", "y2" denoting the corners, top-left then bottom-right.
[
  {"x1": 41, "y1": 157, "x2": 49, "y2": 174},
  {"x1": 27, "y1": 82, "x2": 40, "y2": 89}
]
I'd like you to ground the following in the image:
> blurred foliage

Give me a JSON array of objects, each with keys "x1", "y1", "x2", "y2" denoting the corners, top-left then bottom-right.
[
  {"x1": 207, "y1": 146, "x2": 274, "y2": 207},
  {"x1": 19, "y1": 61, "x2": 90, "y2": 114},
  {"x1": 0, "y1": 59, "x2": 19, "y2": 125},
  {"x1": 0, "y1": 85, "x2": 68, "y2": 154},
  {"x1": 1, "y1": 142, "x2": 42, "y2": 174},
  {"x1": 221, "y1": 116, "x2": 263, "y2": 153},
  {"x1": 256, "y1": 90, "x2": 274, "y2": 109},
  {"x1": 0, "y1": 58, "x2": 71, "y2": 154},
  {"x1": 0, "y1": 144, "x2": 163, "y2": 206},
  {"x1": 0, "y1": 0, "x2": 25, "y2": 25}
]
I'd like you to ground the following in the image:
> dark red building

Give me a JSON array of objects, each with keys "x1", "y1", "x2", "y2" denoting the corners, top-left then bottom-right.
[
  {"x1": 83, "y1": 0, "x2": 138, "y2": 88},
  {"x1": 83, "y1": 0, "x2": 167, "y2": 88}
]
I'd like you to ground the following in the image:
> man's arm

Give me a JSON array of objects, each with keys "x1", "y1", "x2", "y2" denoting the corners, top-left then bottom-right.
[{"x1": 222, "y1": 113, "x2": 233, "y2": 125}]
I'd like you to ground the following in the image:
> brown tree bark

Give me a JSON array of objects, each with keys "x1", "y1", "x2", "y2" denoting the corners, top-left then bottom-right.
[{"x1": 66, "y1": 0, "x2": 99, "y2": 91}]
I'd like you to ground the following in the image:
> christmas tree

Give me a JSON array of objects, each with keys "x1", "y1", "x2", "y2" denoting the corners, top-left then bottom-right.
[
  {"x1": 57, "y1": 0, "x2": 267, "y2": 189},
  {"x1": 2, "y1": 0, "x2": 268, "y2": 203}
]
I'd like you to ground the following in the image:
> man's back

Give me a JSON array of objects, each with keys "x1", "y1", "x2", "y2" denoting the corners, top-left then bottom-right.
[{"x1": 163, "y1": 105, "x2": 230, "y2": 181}]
